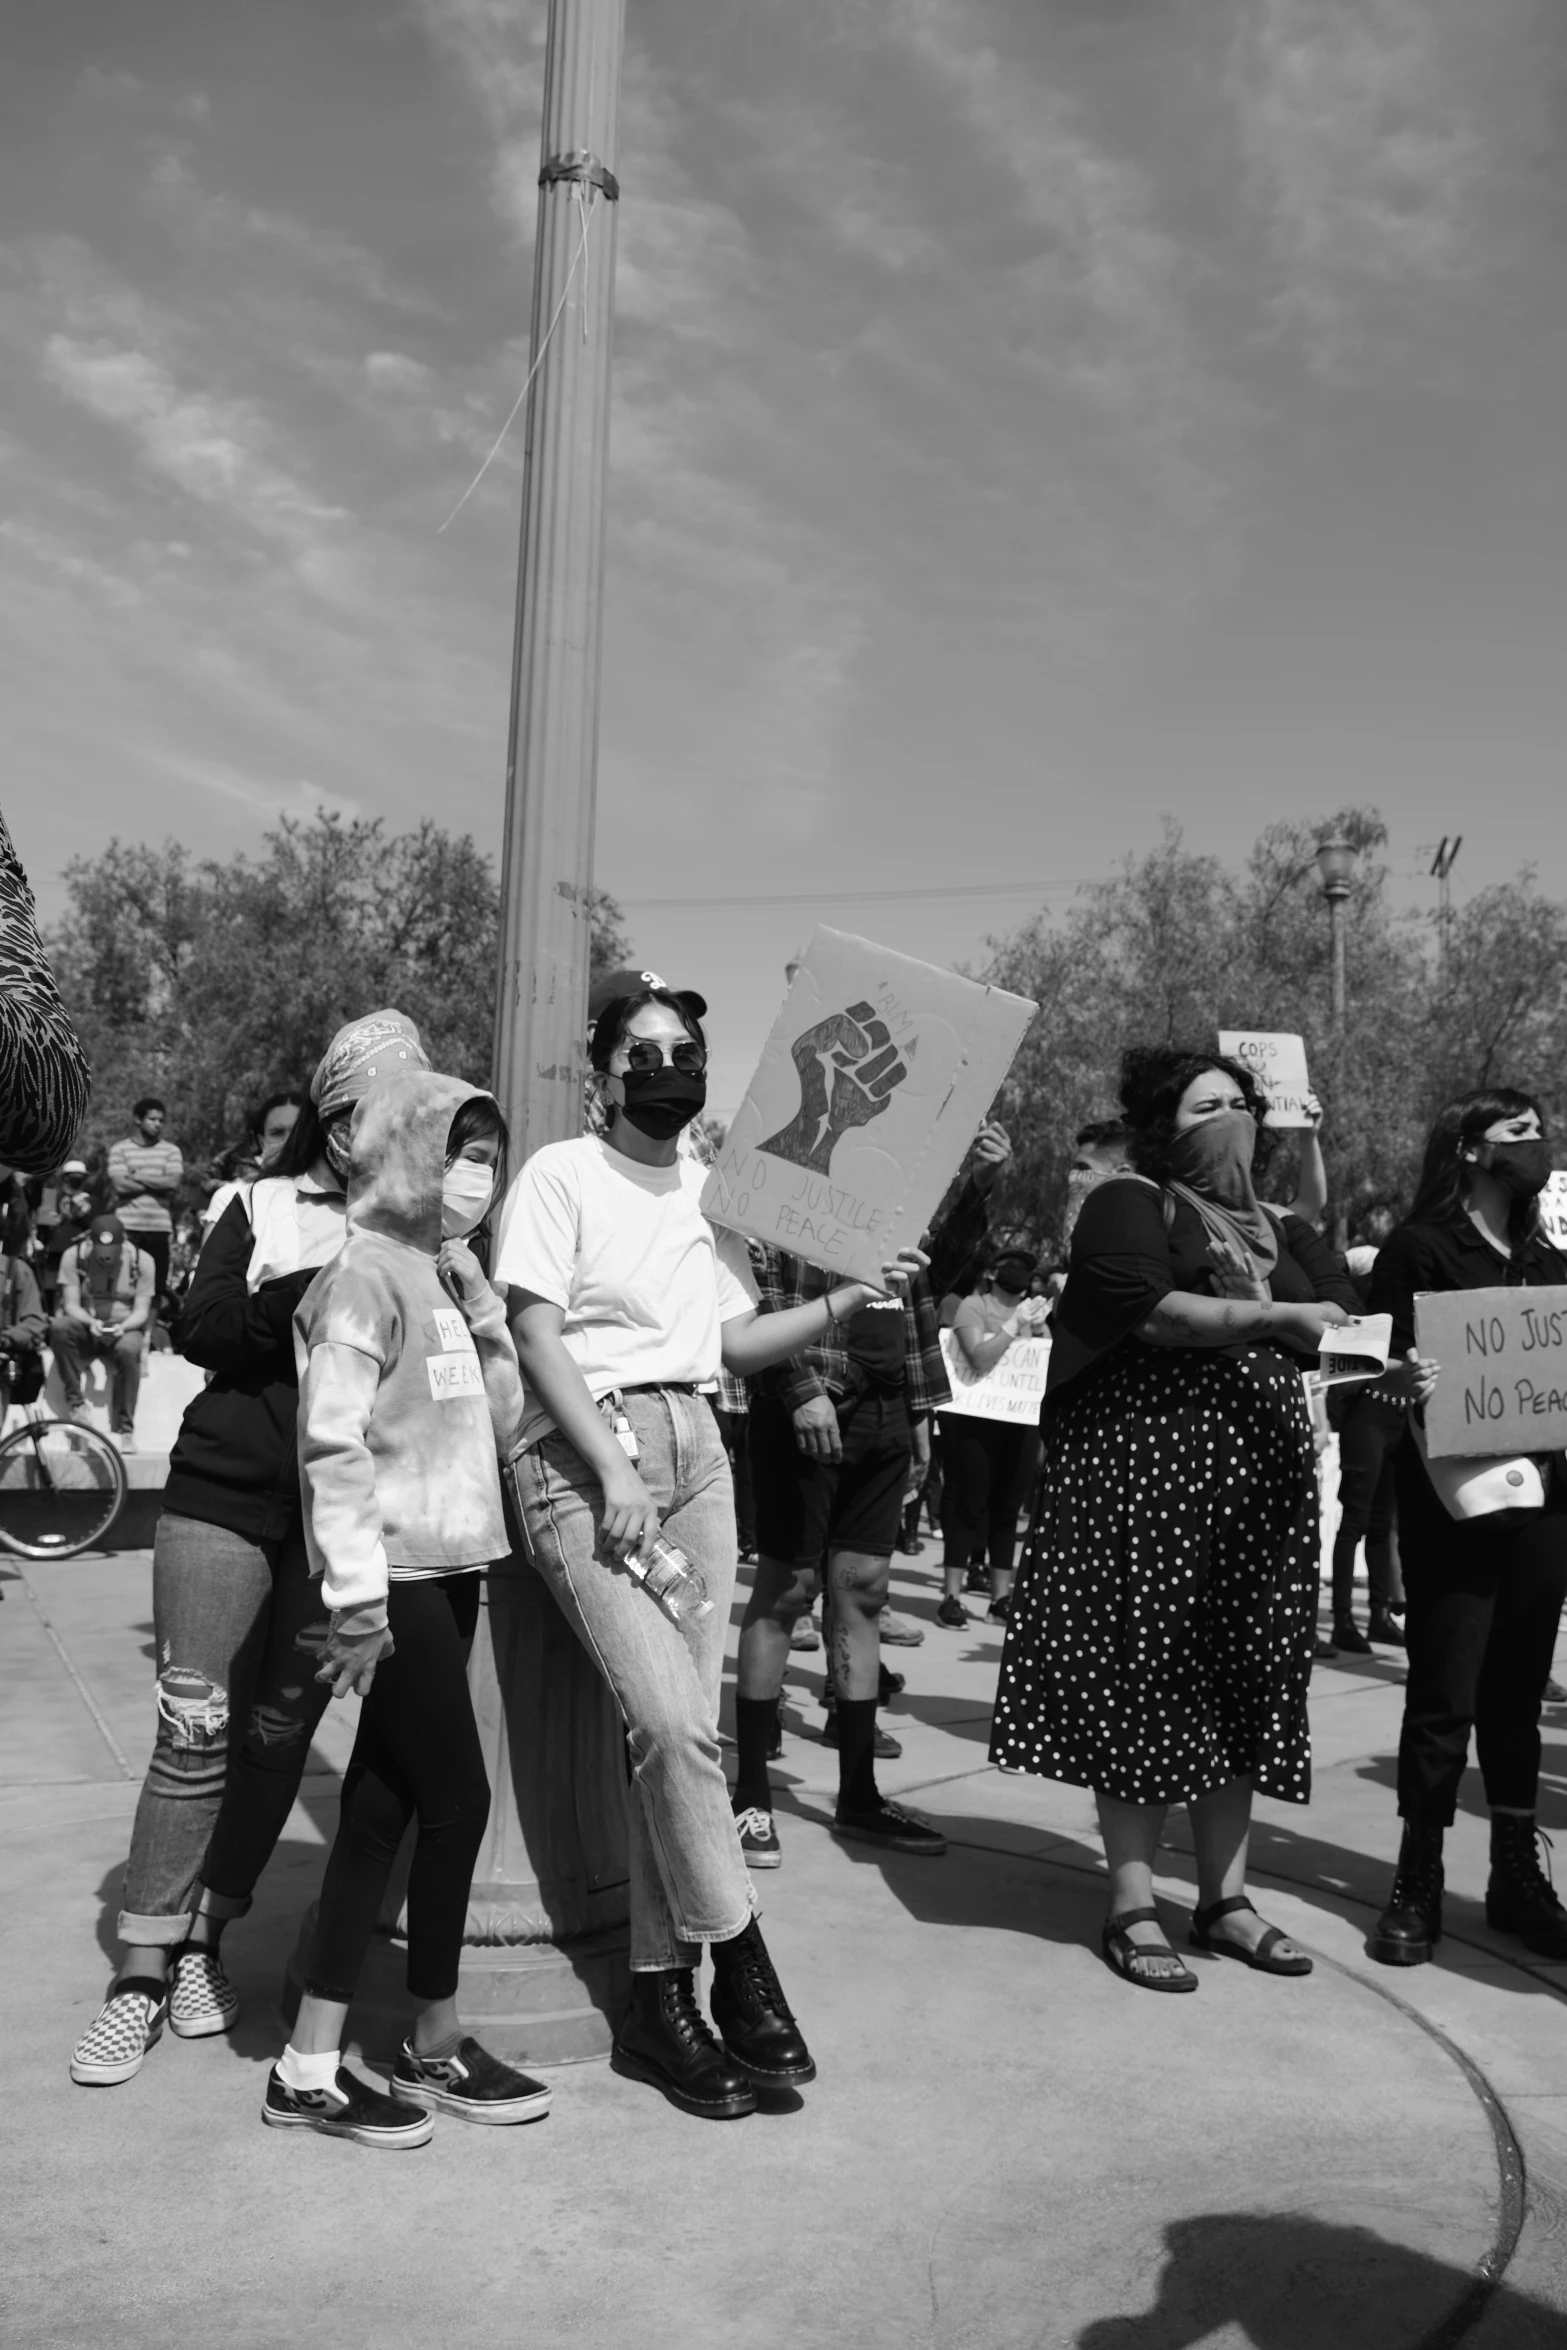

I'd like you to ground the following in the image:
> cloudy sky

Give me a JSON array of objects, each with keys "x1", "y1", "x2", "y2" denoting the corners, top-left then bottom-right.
[{"x1": 4, "y1": 1, "x2": 1565, "y2": 1109}]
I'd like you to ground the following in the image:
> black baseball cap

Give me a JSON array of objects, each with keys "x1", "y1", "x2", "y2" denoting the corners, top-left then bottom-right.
[{"x1": 587, "y1": 967, "x2": 708, "y2": 1024}]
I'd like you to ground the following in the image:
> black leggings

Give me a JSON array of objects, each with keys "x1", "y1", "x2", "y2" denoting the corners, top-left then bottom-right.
[
  {"x1": 938, "y1": 1415, "x2": 1029, "y2": 1575},
  {"x1": 1394, "y1": 1452, "x2": 1567, "y2": 1827},
  {"x1": 307, "y1": 1574, "x2": 490, "y2": 2004},
  {"x1": 1331, "y1": 1400, "x2": 1404, "y2": 1614}
]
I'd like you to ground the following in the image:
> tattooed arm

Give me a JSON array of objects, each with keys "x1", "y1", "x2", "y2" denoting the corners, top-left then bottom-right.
[{"x1": 1137, "y1": 1293, "x2": 1349, "y2": 1351}]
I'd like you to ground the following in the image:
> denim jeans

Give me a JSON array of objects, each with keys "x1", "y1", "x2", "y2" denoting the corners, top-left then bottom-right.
[
  {"x1": 512, "y1": 1387, "x2": 753, "y2": 1971},
  {"x1": 117, "y1": 1510, "x2": 332, "y2": 1945}
]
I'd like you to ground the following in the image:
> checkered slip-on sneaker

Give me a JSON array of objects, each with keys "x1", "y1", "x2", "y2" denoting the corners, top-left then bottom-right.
[
  {"x1": 169, "y1": 1945, "x2": 239, "y2": 2039},
  {"x1": 70, "y1": 1985, "x2": 169, "y2": 2086}
]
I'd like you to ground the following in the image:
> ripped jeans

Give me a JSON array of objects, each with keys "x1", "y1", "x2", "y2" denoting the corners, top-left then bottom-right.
[{"x1": 117, "y1": 1511, "x2": 331, "y2": 1946}]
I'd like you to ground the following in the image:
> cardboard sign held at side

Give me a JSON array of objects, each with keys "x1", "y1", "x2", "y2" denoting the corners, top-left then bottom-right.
[
  {"x1": 1216, "y1": 1031, "x2": 1314, "y2": 1130},
  {"x1": 702, "y1": 928, "x2": 1038, "y2": 1286},
  {"x1": 1414, "y1": 1285, "x2": 1567, "y2": 1460},
  {"x1": 938, "y1": 1326, "x2": 1051, "y2": 1425}
]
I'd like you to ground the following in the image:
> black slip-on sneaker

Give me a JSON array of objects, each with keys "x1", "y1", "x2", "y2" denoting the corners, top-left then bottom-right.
[
  {"x1": 393, "y1": 2037, "x2": 552, "y2": 2125},
  {"x1": 262, "y1": 2064, "x2": 434, "y2": 2148}
]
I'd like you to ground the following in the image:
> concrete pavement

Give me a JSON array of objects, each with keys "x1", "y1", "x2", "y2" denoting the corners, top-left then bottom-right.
[{"x1": 5, "y1": 1534, "x2": 1567, "y2": 2350}]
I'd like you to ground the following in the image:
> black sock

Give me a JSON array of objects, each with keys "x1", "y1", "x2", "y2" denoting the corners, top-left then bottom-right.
[
  {"x1": 732, "y1": 1697, "x2": 778, "y2": 1813},
  {"x1": 835, "y1": 1697, "x2": 879, "y2": 1815}
]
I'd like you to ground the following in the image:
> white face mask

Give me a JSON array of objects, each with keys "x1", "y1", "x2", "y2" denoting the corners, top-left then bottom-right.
[{"x1": 441, "y1": 1160, "x2": 494, "y2": 1239}]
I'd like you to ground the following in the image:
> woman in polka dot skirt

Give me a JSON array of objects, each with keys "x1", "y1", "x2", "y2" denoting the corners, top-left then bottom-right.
[{"x1": 991, "y1": 1048, "x2": 1360, "y2": 1991}]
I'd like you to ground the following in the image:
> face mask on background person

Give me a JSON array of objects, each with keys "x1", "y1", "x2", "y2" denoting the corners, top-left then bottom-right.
[
  {"x1": 617, "y1": 1065, "x2": 707, "y2": 1141},
  {"x1": 441, "y1": 1160, "x2": 495, "y2": 1239},
  {"x1": 1479, "y1": 1136, "x2": 1551, "y2": 1200}
]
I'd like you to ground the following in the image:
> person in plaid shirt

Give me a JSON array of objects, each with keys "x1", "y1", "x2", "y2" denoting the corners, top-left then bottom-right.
[{"x1": 729, "y1": 1124, "x2": 1013, "y2": 1867}]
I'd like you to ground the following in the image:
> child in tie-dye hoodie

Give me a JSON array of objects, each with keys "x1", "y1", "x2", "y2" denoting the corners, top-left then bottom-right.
[{"x1": 263, "y1": 1067, "x2": 549, "y2": 2149}]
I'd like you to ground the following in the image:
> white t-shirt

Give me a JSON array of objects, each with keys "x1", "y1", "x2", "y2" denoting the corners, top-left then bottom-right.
[{"x1": 493, "y1": 1137, "x2": 759, "y2": 1447}]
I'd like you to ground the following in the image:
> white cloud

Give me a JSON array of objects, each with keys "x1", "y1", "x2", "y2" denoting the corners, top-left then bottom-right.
[
  {"x1": 364, "y1": 350, "x2": 433, "y2": 392},
  {"x1": 40, "y1": 334, "x2": 352, "y2": 591},
  {"x1": 1227, "y1": 0, "x2": 1483, "y2": 368}
]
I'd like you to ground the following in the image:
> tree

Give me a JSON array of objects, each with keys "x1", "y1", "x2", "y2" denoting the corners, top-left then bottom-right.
[
  {"x1": 51, "y1": 812, "x2": 635, "y2": 1170},
  {"x1": 975, "y1": 813, "x2": 1565, "y2": 1256}
]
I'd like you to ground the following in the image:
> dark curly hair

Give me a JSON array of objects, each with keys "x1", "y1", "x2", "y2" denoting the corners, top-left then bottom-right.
[{"x1": 1118, "y1": 1046, "x2": 1275, "y2": 1182}]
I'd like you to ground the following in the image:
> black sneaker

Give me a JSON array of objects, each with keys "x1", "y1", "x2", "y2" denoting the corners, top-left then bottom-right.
[
  {"x1": 832, "y1": 1799, "x2": 948, "y2": 1857},
  {"x1": 1332, "y1": 1617, "x2": 1374, "y2": 1656},
  {"x1": 986, "y1": 1596, "x2": 1011, "y2": 1625},
  {"x1": 393, "y1": 2037, "x2": 552, "y2": 2125},
  {"x1": 935, "y1": 1596, "x2": 969, "y2": 1630},
  {"x1": 733, "y1": 1804, "x2": 782, "y2": 1869},
  {"x1": 964, "y1": 1564, "x2": 988, "y2": 1593},
  {"x1": 262, "y1": 2064, "x2": 434, "y2": 2148}
]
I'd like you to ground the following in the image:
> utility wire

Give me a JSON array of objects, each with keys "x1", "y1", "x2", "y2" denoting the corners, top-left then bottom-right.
[{"x1": 616, "y1": 878, "x2": 1097, "y2": 913}]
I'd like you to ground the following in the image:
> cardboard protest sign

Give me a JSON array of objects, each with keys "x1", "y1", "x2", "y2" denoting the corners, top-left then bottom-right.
[
  {"x1": 1317, "y1": 1314, "x2": 1393, "y2": 1386},
  {"x1": 1216, "y1": 1031, "x2": 1314, "y2": 1129},
  {"x1": 1414, "y1": 1286, "x2": 1567, "y2": 1459},
  {"x1": 938, "y1": 1327, "x2": 1051, "y2": 1425},
  {"x1": 702, "y1": 928, "x2": 1037, "y2": 1285},
  {"x1": 1540, "y1": 1172, "x2": 1567, "y2": 1256}
]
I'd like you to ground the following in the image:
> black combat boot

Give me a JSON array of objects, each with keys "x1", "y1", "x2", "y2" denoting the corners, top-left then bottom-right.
[
  {"x1": 611, "y1": 1968, "x2": 756, "y2": 2119},
  {"x1": 1370, "y1": 1821, "x2": 1444, "y2": 1966},
  {"x1": 1486, "y1": 1815, "x2": 1567, "y2": 1959},
  {"x1": 709, "y1": 1919, "x2": 816, "y2": 2089}
]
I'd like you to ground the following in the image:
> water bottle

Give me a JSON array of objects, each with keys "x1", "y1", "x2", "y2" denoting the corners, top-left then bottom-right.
[{"x1": 622, "y1": 1535, "x2": 713, "y2": 1624}]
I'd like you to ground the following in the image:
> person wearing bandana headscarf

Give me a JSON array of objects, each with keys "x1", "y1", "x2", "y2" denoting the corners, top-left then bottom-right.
[
  {"x1": 70, "y1": 1009, "x2": 429, "y2": 2092},
  {"x1": 991, "y1": 1046, "x2": 1360, "y2": 1994}
]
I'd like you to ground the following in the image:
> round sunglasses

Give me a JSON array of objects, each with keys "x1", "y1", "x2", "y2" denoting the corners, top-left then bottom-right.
[{"x1": 616, "y1": 1038, "x2": 708, "y2": 1076}]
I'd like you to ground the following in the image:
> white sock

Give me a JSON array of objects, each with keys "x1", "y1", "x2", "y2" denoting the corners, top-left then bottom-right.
[{"x1": 276, "y1": 2044, "x2": 342, "y2": 2093}]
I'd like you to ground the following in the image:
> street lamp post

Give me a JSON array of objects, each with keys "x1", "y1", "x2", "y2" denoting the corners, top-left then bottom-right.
[
  {"x1": 286, "y1": 1, "x2": 633, "y2": 2064},
  {"x1": 1314, "y1": 835, "x2": 1358, "y2": 1251}
]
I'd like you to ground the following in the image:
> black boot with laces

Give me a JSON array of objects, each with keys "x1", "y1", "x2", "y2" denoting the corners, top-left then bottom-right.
[
  {"x1": 1486, "y1": 1815, "x2": 1567, "y2": 1959},
  {"x1": 611, "y1": 1968, "x2": 756, "y2": 2119},
  {"x1": 1370, "y1": 1821, "x2": 1444, "y2": 1966},
  {"x1": 709, "y1": 1919, "x2": 816, "y2": 2088}
]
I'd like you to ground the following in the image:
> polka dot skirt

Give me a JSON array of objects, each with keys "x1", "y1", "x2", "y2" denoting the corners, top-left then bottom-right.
[{"x1": 990, "y1": 1344, "x2": 1318, "y2": 1808}]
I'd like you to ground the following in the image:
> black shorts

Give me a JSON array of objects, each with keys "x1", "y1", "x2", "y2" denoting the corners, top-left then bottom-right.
[{"x1": 749, "y1": 1389, "x2": 911, "y2": 1568}]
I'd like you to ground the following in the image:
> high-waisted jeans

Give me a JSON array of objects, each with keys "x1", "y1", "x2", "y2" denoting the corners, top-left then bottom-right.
[
  {"x1": 118, "y1": 1510, "x2": 331, "y2": 1945},
  {"x1": 512, "y1": 1387, "x2": 753, "y2": 1971}
]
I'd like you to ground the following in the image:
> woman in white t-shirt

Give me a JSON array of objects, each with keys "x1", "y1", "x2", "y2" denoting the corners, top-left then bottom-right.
[{"x1": 497, "y1": 983, "x2": 923, "y2": 2125}]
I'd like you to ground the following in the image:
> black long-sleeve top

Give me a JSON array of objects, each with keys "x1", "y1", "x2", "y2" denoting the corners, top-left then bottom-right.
[
  {"x1": 162, "y1": 1195, "x2": 321, "y2": 1542},
  {"x1": 1368, "y1": 1212, "x2": 1567, "y2": 1360},
  {"x1": 1049, "y1": 1176, "x2": 1359, "y2": 1393}
]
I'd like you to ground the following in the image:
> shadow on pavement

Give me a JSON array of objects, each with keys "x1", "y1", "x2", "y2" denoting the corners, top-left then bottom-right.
[{"x1": 1073, "y1": 2211, "x2": 1560, "y2": 2349}]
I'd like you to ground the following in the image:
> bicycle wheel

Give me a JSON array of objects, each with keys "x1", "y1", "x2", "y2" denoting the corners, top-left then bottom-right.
[{"x1": 0, "y1": 1418, "x2": 128, "y2": 1560}]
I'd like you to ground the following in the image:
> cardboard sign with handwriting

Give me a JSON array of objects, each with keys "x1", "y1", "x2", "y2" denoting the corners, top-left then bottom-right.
[
  {"x1": 1540, "y1": 1172, "x2": 1567, "y2": 1256},
  {"x1": 938, "y1": 1327, "x2": 1051, "y2": 1425},
  {"x1": 1216, "y1": 1031, "x2": 1314, "y2": 1129},
  {"x1": 702, "y1": 927, "x2": 1037, "y2": 1284},
  {"x1": 1413, "y1": 1285, "x2": 1567, "y2": 1459}
]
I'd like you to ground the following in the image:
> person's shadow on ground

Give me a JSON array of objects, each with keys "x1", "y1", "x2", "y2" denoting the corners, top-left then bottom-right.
[{"x1": 1074, "y1": 2210, "x2": 1561, "y2": 2349}]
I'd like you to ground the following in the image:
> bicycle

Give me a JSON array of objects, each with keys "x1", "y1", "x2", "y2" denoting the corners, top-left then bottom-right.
[{"x1": 0, "y1": 1353, "x2": 128, "y2": 1560}]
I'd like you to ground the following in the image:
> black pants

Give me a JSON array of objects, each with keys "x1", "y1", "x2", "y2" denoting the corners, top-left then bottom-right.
[
  {"x1": 307, "y1": 1574, "x2": 490, "y2": 2004},
  {"x1": 1331, "y1": 1399, "x2": 1403, "y2": 1615},
  {"x1": 938, "y1": 1415, "x2": 1029, "y2": 1575},
  {"x1": 711, "y1": 1405, "x2": 756, "y2": 1554},
  {"x1": 1394, "y1": 1450, "x2": 1567, "y2": 1827}
]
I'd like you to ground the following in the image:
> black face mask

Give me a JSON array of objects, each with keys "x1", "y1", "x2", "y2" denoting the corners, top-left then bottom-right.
[
  {"x1": 1482, "y1": 1137, "x2": 1552, "y2": 1200},
  {"x1": 617, "y1": 1067, "x2": 707, "y2": 1140}
]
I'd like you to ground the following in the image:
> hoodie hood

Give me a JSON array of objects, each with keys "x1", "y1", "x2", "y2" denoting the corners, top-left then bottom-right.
[{"x1": 346, "y1": 1069, "x2": 496, "y2": 1254}]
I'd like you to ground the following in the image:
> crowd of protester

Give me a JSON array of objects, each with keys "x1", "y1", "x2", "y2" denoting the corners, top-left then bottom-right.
[{"x1": 1, "y1": 864, "x2": 1556, "y2": 2145}]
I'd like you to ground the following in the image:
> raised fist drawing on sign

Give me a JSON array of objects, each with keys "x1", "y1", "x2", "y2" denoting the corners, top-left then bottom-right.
[{"x1": 759, "y1": 1001, "x2": 910, "y2": 1174}]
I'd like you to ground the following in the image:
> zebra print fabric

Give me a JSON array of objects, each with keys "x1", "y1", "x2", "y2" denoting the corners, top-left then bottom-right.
[{"x1": 0, "y1": 805, "x2": 91, "y2": 1174}]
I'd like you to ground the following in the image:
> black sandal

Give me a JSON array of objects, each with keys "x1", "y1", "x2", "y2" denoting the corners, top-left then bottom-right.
[
  {"x1": 1189, "y1": 1895, "x2": 1313, "y2": 1976},
  {"x1": 1101, "y1": 1907, "x2": 1198, "y2": 1994}
]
